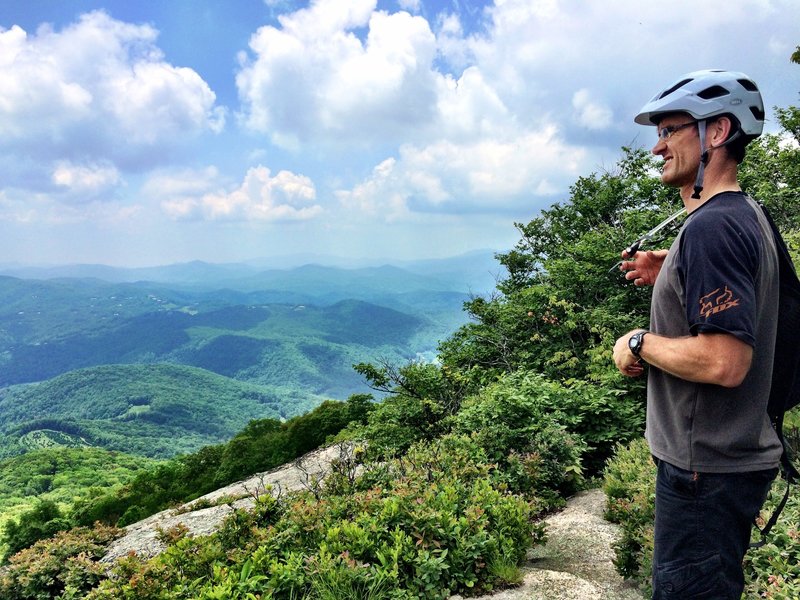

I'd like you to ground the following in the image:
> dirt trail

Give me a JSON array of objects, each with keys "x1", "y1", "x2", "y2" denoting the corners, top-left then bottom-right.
[{"x1": 451, "y1": 489, "x2": 643, "y2": 600}]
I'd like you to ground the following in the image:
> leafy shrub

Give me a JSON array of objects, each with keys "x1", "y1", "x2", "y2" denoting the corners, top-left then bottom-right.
[
  {"x1": 2, "y1": 499, "x2": 71, "y2": 562},
  {"x1": 602, "y1": 437, "x2": 656, "y2": 591},
  {"x1": 0, "y1": 524, "x2": 121, "y2": 600},
  {"x1": 84, "y1": 435, "x2": 543, "y2": 599},
  {"x1": 355, "y1": 362, "x2": 467, "y2": 459},
  {"x1": 453, "y1": 370, "x2": 643, "y2": 483},
  {"x1": 743, "y1": 475, "x2": 800, "y2": 599}
]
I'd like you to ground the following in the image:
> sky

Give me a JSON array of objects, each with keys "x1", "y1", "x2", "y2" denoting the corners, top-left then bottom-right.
[{"x1": 0, "y1": 0, "x2": 798, "y2": 268}]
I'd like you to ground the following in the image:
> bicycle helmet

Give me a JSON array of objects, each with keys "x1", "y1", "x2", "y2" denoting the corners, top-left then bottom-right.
[
  {"x1": 635, "y1": 69, "x2": 765, "y2": 135},
  {"x1": 635, "y1": 70, "x2": 765, "y2": 198}
]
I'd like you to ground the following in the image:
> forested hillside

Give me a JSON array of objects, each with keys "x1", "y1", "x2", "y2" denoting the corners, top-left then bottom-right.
[
  {"x1": 0, "y1": 364, "x2": 296, "y2": 458},
  {"x1": 0, "y1": 447, "x2": 159, "y2": 559}
]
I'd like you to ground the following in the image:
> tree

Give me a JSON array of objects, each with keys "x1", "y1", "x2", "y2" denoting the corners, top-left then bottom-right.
[
  {"x1": 439, "y1": 147, "x2": 681, "y2": 385},
  {"x1": 3, "y1": 500, "x2": 70, "y2": 562}
]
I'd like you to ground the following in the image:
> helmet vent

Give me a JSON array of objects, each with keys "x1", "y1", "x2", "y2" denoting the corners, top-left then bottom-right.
[
  {"x1": 750, "y1": 106, "x2": 765, "y2": 121},
  {"x1": 697, "y1": 85, "x2": 729, "y2": 100},
  {"x1": 738, "y1": 79, "x2": 758, "y2": 92},
  {"x1": 659, "y1": 78, "x2": 693, "y2": 99}
]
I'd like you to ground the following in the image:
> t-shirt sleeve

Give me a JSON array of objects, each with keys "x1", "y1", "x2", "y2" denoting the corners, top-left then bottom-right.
[{"x1": 677, "y1": 209, "x2": 760, "y2": 346}]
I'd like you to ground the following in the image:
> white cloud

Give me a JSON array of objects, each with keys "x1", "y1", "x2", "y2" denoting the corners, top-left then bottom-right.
[
  {"x1": 333, "y1": 0, "x2": 800, "y2": 223},
  {"x1": 51, "y1": 161, "x2": 122, "y2": 195},
  {"x1": 336, "y1": 158, "x2": 411, "y2": 220},
  {"x1": 434, "y1": 12, "x2": 471, "y2": 70},
  {"x1": 435, "y1": 66, "x2": 510, "y2": 139},
  {"x1": 0, "y1": 11, "x2": 224, "y2": 166},
  {"x1": 237, "y1": 0, "x2": 439, "y2": 146},
  {"x1": 337, "y1": 125, "x2": 588, "y2": 219},
  {"x1": 572, "y1": 89, "x2": 613, "y2": 130},
  {"x1": 159, "y1": 166, "x2": 321, "y2": 222}
]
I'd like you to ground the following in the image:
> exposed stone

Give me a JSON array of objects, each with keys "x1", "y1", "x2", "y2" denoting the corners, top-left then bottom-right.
[{"x1": 100, "y1": 444, "x2": 344, "y2": 563}]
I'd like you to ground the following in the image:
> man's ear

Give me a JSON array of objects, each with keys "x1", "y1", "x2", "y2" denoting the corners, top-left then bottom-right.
[{"x1": 709, "y1": 116, "x2": 734, "y2": 146}]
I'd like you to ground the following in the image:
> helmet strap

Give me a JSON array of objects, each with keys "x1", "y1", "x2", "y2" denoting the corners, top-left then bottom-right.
[{"x1": 692, "y1": 120, "x2": 709, "y2": 199}]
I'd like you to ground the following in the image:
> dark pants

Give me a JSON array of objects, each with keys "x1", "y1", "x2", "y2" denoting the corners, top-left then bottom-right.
[{"x1": 652, "y1": 460, "x2": 777, "y2": 600}]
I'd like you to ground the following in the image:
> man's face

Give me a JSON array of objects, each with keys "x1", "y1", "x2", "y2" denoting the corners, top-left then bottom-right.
[{"x1": 652, "y1": 115, "x2": 699, "y2": 189}]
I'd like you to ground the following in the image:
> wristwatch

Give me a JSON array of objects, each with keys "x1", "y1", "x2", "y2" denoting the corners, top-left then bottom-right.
[{"x1": 628, "y1": 330, "x2": 649, "y2": 359}]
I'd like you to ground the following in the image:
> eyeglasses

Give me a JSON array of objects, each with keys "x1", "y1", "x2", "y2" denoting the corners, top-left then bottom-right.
[{"x1": 657, "y1": 122, "x2": 697, "y2": 141}]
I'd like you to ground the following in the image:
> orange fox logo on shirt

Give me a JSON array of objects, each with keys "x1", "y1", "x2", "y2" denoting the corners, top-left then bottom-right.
[{"x1": 699, "y1": 285, "x2": 740, "y2": 318}]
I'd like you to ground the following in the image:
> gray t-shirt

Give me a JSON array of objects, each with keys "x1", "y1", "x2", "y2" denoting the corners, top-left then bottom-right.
[{"x1": 646, "y1": 192, "x2": 783, "y2": 473}]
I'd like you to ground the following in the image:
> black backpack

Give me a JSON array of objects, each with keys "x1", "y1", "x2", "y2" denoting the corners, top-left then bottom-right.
[{"x1": 752, "y1": 202, "x2": 800, "y2": 548}]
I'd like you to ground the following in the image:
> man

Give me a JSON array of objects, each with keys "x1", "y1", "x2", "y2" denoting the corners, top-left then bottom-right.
[{"x1": 613, "y1": 70, "x2": 784, "y2": 599}]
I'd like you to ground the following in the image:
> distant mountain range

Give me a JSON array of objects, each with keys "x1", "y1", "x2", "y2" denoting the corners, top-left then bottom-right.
[
  {"x1": 0, "y1": 249, "x2": 504, "y2": 295},
  {"x1": 0, "y1": 251, "x2": 505, "y2": 458}
]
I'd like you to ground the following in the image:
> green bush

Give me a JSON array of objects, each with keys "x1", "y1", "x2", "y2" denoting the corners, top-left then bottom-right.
[
  {"x1": 603, "y1": 437, "x2": 800, "y2": 599},
  {"x1": 743, "y1": 475, "x2": 800, "y2": 599},
  {"x1": 453, "y1": 370, "x2": 643, "y2": 483},
  {"x1": 0, "y1": 524, "x2": 122, "y2": 600},
  {"x1": 86, "y1": 435, "x2": 543, "y2": 599},
  {"x1": 355, "y1": 362, "x2": 466, "y2": 459},
  {"x1": 71, "y1": 398, "x2": 364, "y2": 534},
  {"x1": 602, "y1": 437, "x2": 656, "y2": 591},
  {"x1": 2, "y1": 499, "x2": 71, "y2": 562}
]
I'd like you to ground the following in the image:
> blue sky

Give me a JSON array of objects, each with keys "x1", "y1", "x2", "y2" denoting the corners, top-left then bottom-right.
[{"x1": 1, "y1": 0, "x2": 798, "y2": 267}]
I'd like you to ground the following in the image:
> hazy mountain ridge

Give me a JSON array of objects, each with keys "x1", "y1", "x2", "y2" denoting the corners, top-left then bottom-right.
[
  {"x1": 0, "y1": 294, "x2": 429, "y2": 388},
  {"x1": 0, "y1": 250, "x2": 503, "y2": 294}
]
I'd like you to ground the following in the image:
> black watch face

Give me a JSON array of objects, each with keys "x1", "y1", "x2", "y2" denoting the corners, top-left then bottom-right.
[{"x1": 629, "y1": 335, "x2": 640, "y2": 354}]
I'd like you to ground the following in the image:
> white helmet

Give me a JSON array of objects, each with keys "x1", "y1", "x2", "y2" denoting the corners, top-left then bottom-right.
[
  {"x1": 635, "y1": 69, "x2": 765, "y2": 137},
  {"x1": 636, "y1": 70, "x2": 764, "y2": 198}
]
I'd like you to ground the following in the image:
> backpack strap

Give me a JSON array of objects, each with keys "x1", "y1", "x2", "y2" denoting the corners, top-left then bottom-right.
[{"x1": 748, "y1": 202, "x2": 800, "y2": 549}]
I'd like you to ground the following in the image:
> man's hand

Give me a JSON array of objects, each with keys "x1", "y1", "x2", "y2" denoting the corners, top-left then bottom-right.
[
  {"x1": 620, "y1": 249, "x2": 668, "y2": 286},
  {"x1": 613, "y1": 331, "x2": 645, "y2": 378}
]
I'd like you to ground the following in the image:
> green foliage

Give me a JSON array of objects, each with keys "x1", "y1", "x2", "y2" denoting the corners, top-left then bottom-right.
[
  {"x1": 85, "y1": 435, "x2": 542, "y2": 599},
  {"x1": 355, "y1": 361, "x2": 470, "y2": 458},
  {"x1": 739, "y1": 109, "x2": 800, "y2": 233},
  {"x1": 453, "y1": 370, "x2": 644, "y2": 478},
  {"x1": 602, "y1": 438, "x2": 656, "y2": 591},
  {"x1": 2, "y1": 500, "x2": 70, "y2": 562},
  {"x1": 0, "y1": 397, "x2": 364, "y2": 558},
  {"x1": 0, "y1": 447, "x2": 158, "y2": 561},
  {"x1": 70, "y1": 397, "x2": 365, "y2": 531},
  {"x1": 0, "y1": 524, "x2": 122, "y2": 600},
  {"x1": 744, "y1": 475, "x2": 800, "y2": 600},
  {"x1": 0, "y1": 364, "x2": 289, "y2": 459}
]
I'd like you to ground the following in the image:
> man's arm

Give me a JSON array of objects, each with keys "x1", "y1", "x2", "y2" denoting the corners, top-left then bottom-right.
[{"x1": 614, "y1": 329, "x2": 753, "y2": 387}]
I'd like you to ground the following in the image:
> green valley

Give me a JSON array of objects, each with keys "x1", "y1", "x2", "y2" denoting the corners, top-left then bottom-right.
[{"x1": 0, "y1": 364, "x2": 290, "y2": 458}]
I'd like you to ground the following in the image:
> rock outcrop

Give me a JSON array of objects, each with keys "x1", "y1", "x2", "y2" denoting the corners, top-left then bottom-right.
[{"x1": 101, "y1": 444, "x2": 343, "y2": 563}]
